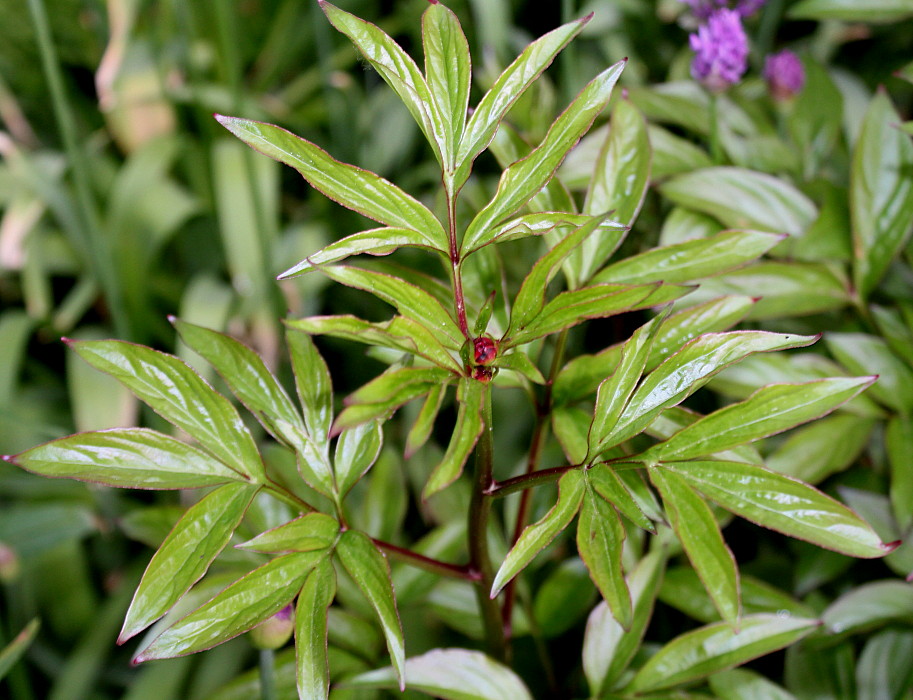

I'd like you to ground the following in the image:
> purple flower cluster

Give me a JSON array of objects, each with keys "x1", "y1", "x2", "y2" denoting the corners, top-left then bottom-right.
[
  {"x1": 764, "y1": 50, "x2": 806, "y2": 100},
  {"x1": 689, "y1": 9, "x2": 749, "y2": 92},
  {"x1": 680, "y1": 0, "x2": 766, "y2": 20}
]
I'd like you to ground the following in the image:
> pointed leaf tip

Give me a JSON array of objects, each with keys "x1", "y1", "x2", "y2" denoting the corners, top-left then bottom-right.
[
  {"x1": 582, "y1": 11, "x2": 595, "y2": 22},
  {"x1": 883, "y1": 539, "x2": 902, "y2": 553}
]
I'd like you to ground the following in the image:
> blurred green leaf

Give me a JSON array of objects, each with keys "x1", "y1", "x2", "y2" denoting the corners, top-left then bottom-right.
[
  {"x1": 296, "y1": 556, "x2": 336, "y2": 700},
  {"x1": 789, "y1": 0, "x2": 913, "y2": 22},
  {"x1": 822, "y1": 580, "x2": 913, "y2": 636},
  {"x1": 0, "y1": 618, "x2": 40, "y2": 682},
  {"x1": 887, "y1": 415, "x2": 913, "y2": 530},
  {"x1": 785, "y1": 640, "x2": 855, "y2": 699},
  {"x1": 709, "y1": 668, "x2": 797, "y2": 700},
  {"x1": 532, "y1": 557, "x2": 597, "y2": 638},
  {"x1": 856, "y1": 629, "x2": 913, "y2": 700},
  {"x1": 827, "y1": 333, "x2": 913, "y2": 413}
]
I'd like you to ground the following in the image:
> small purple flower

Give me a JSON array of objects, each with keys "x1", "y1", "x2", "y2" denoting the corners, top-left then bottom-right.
[
  {"x1": 764, "y1": 50, "x2": 805, "y2": 100},
  {"x1": 689, "y1": 9, "x2": 749, "y2": 92},
  {"x1": 680, "y1": 0, "x2": 766, "y2": 20}
]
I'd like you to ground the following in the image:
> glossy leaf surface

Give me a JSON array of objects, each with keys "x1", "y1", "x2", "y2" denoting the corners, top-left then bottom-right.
[
  {"x1": 334, "y1": 420, "x2": 383, "y2": 497},
  {"x1": 287, "y1": 330, "x2": 334, "y2": 448},
  {"x1": 296, "y1": 557, "x2": 336, "y2": 700},
  {"x1": 423, "y1": 379, "x2": 484, "y2": 498},
  {"x1": 577, "y1": 488, "x2": 630, "y2": 628},
  {"x1": 236, "y1": 512, "x2": 339, "y2": 554}
]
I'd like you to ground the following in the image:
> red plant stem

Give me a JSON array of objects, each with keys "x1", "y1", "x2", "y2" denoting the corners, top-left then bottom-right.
[
  {"x1": 372, "y1": 538, "x2": 479, "y2": 581},
  {"x1": 446, "y1": 188, "x2": 470, "y2": 339}
]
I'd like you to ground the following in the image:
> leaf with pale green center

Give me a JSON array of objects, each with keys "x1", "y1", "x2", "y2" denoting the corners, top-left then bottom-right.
[
  {"x1": 335, "y1": 420, "x2": 383, "y2": 497},
  {"x1": 10, "y1": 428, "x2": 246, "y2": 489},
  {"x1": 627, "y1": 614, "x2": 819, "y2": 693},
  {"x1": 335, "y1": 529, "x2": 405, "y2": 690},
  {"x1": 572, "y1": 98, "x2": 651, "y2": 284},
  {"x1": 650, "y1": 467, "x2": 740, "y2": 626},
  {"x1": 279, "y1": 228, "x2": 445, "y2": 278},
  {"x1": 475, "y1": 212, "x2": 625, "y2": 252},
  {"x1": 296, "y1": 556, "x2": 336, "y2": 700},
  {"x1": 821, "y1": 580, "x2": 913, "y2": 636},
  {"x1": 453, "y1": 15, "x2": 591, "y2": 190},
  {"x1": 788, "y1": 0, "x2": 913, "y2": 22},
  {"x1": 136, "y1": 551, "x2": 324, "y2": 661},
  {"x1": 587, "y1": 313, "x2": 665, "y2": 460},
  {"x1": 593, "y1": 230, "x2": 784, "y2": 286},
  {"x1": 120, "y1": 482, "x2": 258, "y2": 642},
  {"x1": 319, "y1": 1, "x2": 448, "y2": 168},
  {"x1": 236, "y1": 512, "x2": 339, "y2": 553},
  {"x1": 577, "y1": 486, "x2": 631, "y2": 629},
  {"x1": 215, "y1": 115, "x2": 446, "y2": 249},
  {"x1": 851, "y1": 91, "x2": 913, "y2": 297},
  {"x1": 68, "y1": 340, "x2": 264, "y2": 482},
  {"x1": 641, "y1": 377, "x2": 875, "y2": 463},
  {"x1": 583, "y1": 550, "x2": 665, "y2": 695},
  {"x1": 423, "y1": 379, "x2": 484, "y2": 499},
  {"x1": 334, "y1": 383, "x2": 439, "y2": 434},
  {"x1": 659, "y1": 166, "x2": 817, "y2": 238},
  {"x1": 826, "y1": 333, "x2": 913, "y2": 413},
  {"x1": 317, "y1": 266, "x2": 463, "y2": 350},
  {"x1": 405, "y1": 383, "x2": 446, "y2": 458},
  {"x1": 422, "y1": 2, "x2": 470, "y2": 170},
  {"x1": 287, "y1": 330, "x2": 333, "y2": 448},
  {"x1": 460, "y1": 60, "x2": 625, "y2": 255},
  {"x1": 172, "y1": 319, "x2": 307, "y2": 450},
  {"x1": 588, "y1": 466, "x2": 655, "y2": 533},
  {"x1": 599, "y1": 331, "x2": 818, "y2": 450},
  {"x1": 491, "y1": 469, "x2": 585, "y2": 597},
  {"x1": 342, "y1": 648, "x2": 533, "y2": 700},
  {"x1": 287, "y1": 315, "x2": 461, "y2": 373},
  {"x1": 661, "y1": 460, "x2": 892, "y2": 558}
]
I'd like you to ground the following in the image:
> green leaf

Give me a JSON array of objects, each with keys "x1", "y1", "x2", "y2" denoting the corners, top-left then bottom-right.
[
  {"x1": 851, "y1": 91, "x2": 913, "y2": 297},
  {"x1": 588, "y1": 466, "x2": 656, "y2": 533},
  {"x1": 68, "y1": 340, "x2": 264, "y2": 482},
  {"x1": 172, "y1": 319, "x2": 307, "y2": 450},
  {"x1": 708, "y1": 668, "x2": 798, "y2": 700},
  {"x1": 641, "y1": 377, "x2": 875, "y2": 462},
  {"x1": 476, "y1": 212, "x2": 625, "y2": 251},
  {"x1": 453, "y1": 15, "x2": 591, "y2": 190},
  {"x1": 650, "y1": 467, "x2": 740, "y2": 626},
  {"x1": 821, "y1": 580, "x2": 913, "y2": 636},
  {"x1": 601, "y1": 331, "x2": 818, "y2": 449},
  {"x1": 0, "y1": 619, "x2": 40, "y2": 682},
  {"x1": 287, "y1": 315, "x2": 462, "y2": 373},
  {"x1": 279, "y1": 227, "x2": 445, "y2": 278},
  {"x1": 423, "y1": 379, "x2": 485, "y2": 498},
  {"x1": 460, "y1": 60, "x2": 625, "y2": 255},
  {"x1": 215, "y1": 115, "x2": 446, "y2": 249},
  {"x1": 491, "y1": 350, "x2": 546, "y2": 385},
  {"x1": 648, "y1": 124, "x2": 714, "y2": 179},
  {"x1": 296, "y1": 557, "x2": 336, "y2": 700},
  {"x1": 627, "y1": 614, "x2": 819, "y2": 693},
  {"x1": 660, "y1": 167, "x2": 817, "y2": 238},
  {"x1": 422, "y1": 1, "x2": 470, "y2": 171},
  {"x1": 587, "y1": 314, "x2": 665, "y2": 459},
  {"x1": 572, "y1": 98, "x2": 651, "y2": 284},
  {"x1": 577, "y1": 487, "x2": 631, "y2": 629},
  {"x1": 335, "y1": 529, "x2": 405, "y2": 690},
  {"x1": 236, "y1": 512, "x2": 340, "y2": 553},
  {"x1": 789, "y1": 0, "x2": 913, "y2": 22},
  {"x1": 136, "y1": 551, "x2": 324, "y2": 661},
  {"x1": 826, "y1": 333, "x2": 913, "y2": 413},
  {"x1": 583, "y1": 550, "x2": 665, "y2": 695},
  {"x1": 404, "y1": 383, "x2": 446, "y2": 458},
  {"x1": 856, "y1": 629, "x2": 913, "y2": 700},
  {"x1": 647, "y1": 406, "x2": 763, "y2": 466},
  {"x1": 10, "y1": 428, "x2": 248, "y2": 489},
  {"x1": 342, "y1": 648, "x2": 533, "y2": 700},
  {"x1": 661, "y1": 460, "x2": 892, "y2": 558},
  {"x1": 319, "y1": 1, "x2": 448, "y2": 168},
  {"x1": 593, "y1": 230, "x2": 783, "y2": 286},
  {"x1": 887, "y1": 415, "x2": 913, "y2": 530},
  {"x1": 335, "y1": 420, "x2": 383, "y2": 497},
  {"x1": 120, "y1": 482, "x2": 258, "y2": 642},
  {"x1": 287, "y1": 330, "x2": 333, "y2": 448},
  {"x1": 533, "y1": 558, "x2": 597, "y2": 638},
  {"x1": 317, "y1": 266, "x2": 463, "y2": 350},
  {"x1": 491, "y1": 469, "x2": 585, "y2": 596}
]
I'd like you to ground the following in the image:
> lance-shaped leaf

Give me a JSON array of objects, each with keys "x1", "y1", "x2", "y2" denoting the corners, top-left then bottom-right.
[
  {"x1": 460, "y1": 60, "x2": 625, "y2": 255},
  {"x1": 335, "y1": 529, "x2": 405, "y2": 690},
  {"x1": 405, "y1": 383, "x2": 447, "y2": 458},
  {"x1": 587, "y1": 314, "x2": 665, "y2": 460},
  {"x1": 0, "y1": 619, "x2": 40, "y2": 682},
  {"x1": 626, "y1": 614, "x2": 819, "y2": 693},
  {"x1": 335, "y1": 420, "x2": 383, "y2": 497},
  {"x1": 216, "y1": 115, "x2": 446, "y2": 250},
  {"x1": 343, "y1": 648, "x2": 533, "y2": 699},
  {"x1": 572, "y1": 98, "x2": 651, "y2": 285},
  {"x1": 789, "y1": 0, "x2": 913, "y2": 23},
  {"x1": 649, "y1": 467, "x2": 740, "y2": 626},
  {"x1": 236, "y1": 512, "x2": 339, "y2": 554},
  {"x1": 491, "y1": 350, "x2": 546, "y2": 385},
  {"x1": 491, "y1": 469, "x2": 585, "y2": 597},
  {"x1": 9, "y1": 428, "x2": 246, "y2": 489},
  {"x1": 661, "y1": 460, "x2": 894, "y2": 558},
  {"x1": 317, "y1": 266, "x2": 463, "y2": 350},
  {"x1": 287, "y1": 315, "x2": 462, "y2": 373},
  {"x1": 172, "y1": 319, "x2": 307, "y2": 450},
  {"x1": 601, "y1": 331, "x2": 818, "y2": 449},
  {"x1": 423, "y1": 379, "x2": 484, "y2": 498},
  {"x1": 67, "y1": 340, "x2": 264, "y2": 482},
  {"x1": 577, "y1": 485, "x2": 631, "y2": 629},
  {"x1": 120, "y1": 482, "x2": 258, "y2": 642},
  {"x1": 641, "y1": 377, "x2": 875, "y2": 463},
  {"x1": 280, "y1": 228, "x2": 445, "y2": 278},
  {"x1": 422, "y1": 1, "x2": 470, "y2": 169},
  {"x1": 588, "y1": 466, "x2": 656, "y2": 533},
  {"x1": 821, "y1": 580, "x2": 913, "y2": 636},
  {"x1": 287, "y1": 330, "x2": 333, "y2": 448},
  {"x1": 583, "y1": 550, "x2": 665, "y2": 695},
  {"x1": 453, "y1": 15, "x2": 591, "y2": 190},
  {"x1": 887, "y1": 415, "x2": 913, "y2": 531},
  {"x1": 592, "y1": 230, "x2": 784, "y2": 286},
  {"x1": 826, "y1": 333, "x2": 913, "y2": 413},
  {"x1": 136, "y1": 550, "x2": 324, "y2": 661},
  {"x1": 296, "y1": 556, "x2": 336, "y2": 700},
  {"x1": 851, "y1": 91, "x2": 913, "y2": 298},
  {"x1": 477, "y1": 212, "x2": 626, "y2": 251},
  {"x1": 320, "y1": 1, "x2": 448, "y2": 168}
]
